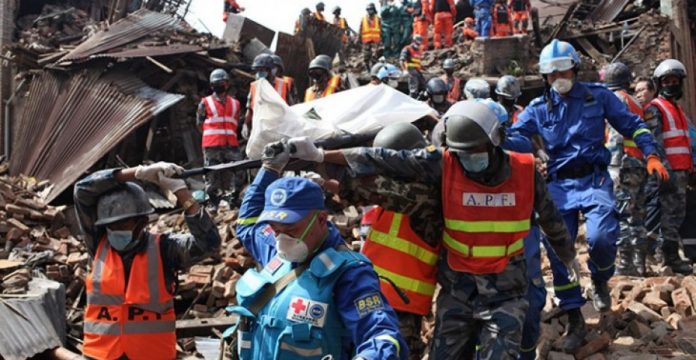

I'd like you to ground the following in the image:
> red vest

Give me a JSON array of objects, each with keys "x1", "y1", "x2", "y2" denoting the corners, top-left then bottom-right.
[
  {"x1": 201, "y1": 95, "x2": 240, "y2": 148},
  {"x1": 405, "y1": 45, "x2": 422, "y2": 70},
  {"x1": 442, "y1": 150, "x2": 533, "y2": 274},
  {"x1": 84, "y1": 235, "x2": 176, "y2": 360},
  {"x1": 650, "y1": 97, "x2": 693, "y2": 171},
  {"x1": 440, "y1": 74, "x2": 462, "y2": 103},
  {"x1": 304, "y1": 75, "x2": 341, "y2": 102},
  {"x1": 614, "y1": 90, "x2": 645, "y2": 159},
  {"x1": 363, "y1": 208, "x2": 439, "y2": 315}
]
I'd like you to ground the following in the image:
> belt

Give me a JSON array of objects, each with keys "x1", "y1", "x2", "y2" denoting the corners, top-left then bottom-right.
[{"x1": 553, "y1": 164, "x2": 605, "y2": 180}]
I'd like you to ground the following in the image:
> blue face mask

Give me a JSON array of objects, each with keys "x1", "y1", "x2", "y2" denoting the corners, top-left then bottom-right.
[
  {"x1": 107, "y1": 228, "x2": 133, "y2": 251},
  {"x1": 458, "y1": 152, "x2": 489, "y2": 173},
  {"x1": 256, "y1": 71, "x2": 268, "y2": 79}
]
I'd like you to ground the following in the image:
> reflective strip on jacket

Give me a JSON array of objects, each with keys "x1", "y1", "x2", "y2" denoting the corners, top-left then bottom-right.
[
  {"x1": 361, "y1": 15, "x2": 382, "y2": 43},
  {"x1": 650, "y1": 97, "x2": 693, "y2": 170},
  {"x1": 406, "y1": 45, "x2": 422, "y2": 70},
  {"x1": 201, "y1": 95, "x2": 240, "y2": 148},
  {"x1": 363, "y1": 208, "x2": 439, "y2": 315},
  {"x1": 615, "y1": 89, "x2": 645, "y2": 159},
  {"x1": 84, "y1": 235, "x2": 176, "y2": 360},
  {"x1": 441, "y1": 150, "x2": 533, "y2": 274},
  {"x1": 304, "y1": 75, "x2": 341, "y2": 102}
]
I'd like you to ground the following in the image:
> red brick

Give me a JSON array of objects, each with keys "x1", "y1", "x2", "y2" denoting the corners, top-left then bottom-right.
[
  {"x1": 672, "y1": 288, "x2": 693, "y2": 317},
  {"x1": 574, "y1": 332, "x2": 612, "y2": 359}
]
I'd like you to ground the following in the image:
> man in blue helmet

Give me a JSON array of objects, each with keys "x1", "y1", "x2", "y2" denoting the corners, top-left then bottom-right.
[
  {"x1": 507, "y1": 39, "x2": 669, "y2": 353},
  {"x1": 469, "y1": 0, "x2": 493, "y2": 38},
  {"x1": 227, "y1": 141, "x2": 407, "y2": 360}
]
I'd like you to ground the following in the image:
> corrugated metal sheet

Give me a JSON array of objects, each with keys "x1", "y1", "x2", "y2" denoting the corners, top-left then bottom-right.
[
  {"x1": 59, "y1": 8, "x2": 180, "y2": 62},
  {"x1": 0, "y1": 278, "x2": 65, "y2": 360},
  {"x1": 588, "y1": 0, "x2": 631, "y2": 22},
  {"x1": 532, "y1": 0, "x2": 578, "y2": 26},
  {"x1": 91, "y1": 44, "x2": 203, "y2": 59},
  {"x1": 9, "y1": 69, "x2": 184, "y2": 202}
]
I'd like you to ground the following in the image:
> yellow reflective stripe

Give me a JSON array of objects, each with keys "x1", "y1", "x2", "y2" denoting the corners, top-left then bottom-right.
[
  {"x1": 554, "y1": 281, "x2": 580, "y2": 292},
  {"x1": 375, "y1": 335, "x2": 401, "y2": 356},
  {"x1": 445, "y1": 218, "x2": 530, "y2": 233},
  {"x1": 444, "y1": 233, "x2": 524, "y2": 257},
  {"x1": 632, "y1": 128, "x2": 650, "y2": 138},
  {"x1": 624, "y1": 139, "x2": 637, "y2": 147},
  {"x1": 443, "y1": 231, "x2": 471, "y2": 255},
  {"x1": 236, "y1": 217, "x2": 258, "y2": 225},
  {"x1": 368, "y1": 230, "x2": 438, "y2": 266},
  {"x1": 373, "y1": 265, "x2": 436, "y2": 296},
  {"x1": 389, "y1": 214, "x2": 402, "y2": 236}
]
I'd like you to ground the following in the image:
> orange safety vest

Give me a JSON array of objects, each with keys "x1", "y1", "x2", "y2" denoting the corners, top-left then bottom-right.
[
  {"x1": 511, "y1": 105, "x2": 524, "y2": 124},
  {"x1": 201, "y1": 95, "x2": 240, "y2": 148},
  {"x1": 406, "y1": 45, "x2": 422, "y2": 70},
  {"x1": 304, "y1": 75, "x2": 341, "y2": 102},
  {"x1": 84, "y1": 235, "x2": 176, "y2": 360},
  {"x1": 361, "y1": 15, "x2": 381, "y2": 44},
  {"x1": 649, "y1": 97, "x2": 693, "y2": 171},
  {"x1": 440, "y1": 74, "x2": 462, "y2": 103},
  {"x1": 363, "y1": 208, "x2": 439, "y2": 315},
  {"x1": 313, "y1": 11, "x2": 325, "y2": 21},
  {"x1": 334, "y1": 17, "x2": 349, "y2": 43},
  {"x1": 442, "y1": 150, "x2": 533, "y2": 274},
  {"x1": 249, "y1": 78, "x2": 289, "y2": 109},
  {"x1": 614, "y1": 90, "x2": 645, "y2": 159},
  {"x1": 283, "y1": 76, "x2": 295, "y2": 98}
]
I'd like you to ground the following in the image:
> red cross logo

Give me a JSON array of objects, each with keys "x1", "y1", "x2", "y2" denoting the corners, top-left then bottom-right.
[{"x1": 291, "y1": 298, "x2": 307, "y2": 314}]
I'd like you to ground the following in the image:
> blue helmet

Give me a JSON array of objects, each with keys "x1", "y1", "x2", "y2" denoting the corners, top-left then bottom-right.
[
  {"x1": 377, "y1": 64, "x2": 401, "y2": 81},
  {"x1": 475, "y1": 98, "x2": 508, "y2": 125},
  {"x1": 539, "y1": 39, "x2": 581, "y2": 75}
]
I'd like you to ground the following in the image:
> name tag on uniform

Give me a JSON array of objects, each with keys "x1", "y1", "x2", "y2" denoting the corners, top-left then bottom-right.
[
  {"x1": 462, "y1": 192, "x2": 516, "y2": 207},
  {"x1": 287, "y1": 296, "x2": 328, "y2": 327}
]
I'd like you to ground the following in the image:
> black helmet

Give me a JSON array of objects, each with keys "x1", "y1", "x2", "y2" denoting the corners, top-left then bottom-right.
[
  {"x1": 603, "y1": 62, "x2": 631, "y2": 90},
  {"x1": 444, "y1": 100, "x2": 502, "y2": 149},
  {"x1": 426, "y1": 78, "x2": 448, "y2": 96},
  {"x1": 252, "y1": 54, "x2": 275, "y2": 71},
  {"x1": 95, "y1": 182, "x2": 154, "y2": 226},
  {"x1": 316, "y1": 2, "x2": 325, "y2": 11},
  {"x1": 309, "y1": 55, "x2": 331, "y2": 72},
  {"x1": 366, "y1": 3, "x2": 376, "y2": 12},
  {"x1": 270, "y1": 54, "x2": 284, "y2": 72},
  {"x1": 443, "y1": 59, "x2": 455, "y2": 71},
  {"x1": 333, "y1": 6, "x2": 341, "y2": 15},
  {"x1": 373, "y1": 122, "x2": 426, "y2": 150},
  {"x1": 301, "y1": 7, "x2": 311, "y2": 16}
]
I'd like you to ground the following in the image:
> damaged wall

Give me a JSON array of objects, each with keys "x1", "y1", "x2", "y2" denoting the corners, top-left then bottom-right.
[{"x1": 0, "y1": 0, "x2": 18, "y2": 157}]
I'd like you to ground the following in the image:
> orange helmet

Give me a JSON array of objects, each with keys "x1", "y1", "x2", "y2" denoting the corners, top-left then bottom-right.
[{"x1": 465, "y1": 17, "x2": 475, "y2": 26}]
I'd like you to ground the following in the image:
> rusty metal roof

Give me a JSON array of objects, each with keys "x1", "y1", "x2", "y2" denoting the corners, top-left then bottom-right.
[
  {"x1": 92, "y1": 43, "x2": 204, "y2": 59},
  {"x1": 9, "y1": 69, "x2": 184, "y2": 202},
  {"x1": 59, "y1": 8, "x2": 180, "y2": 63},
  {"x1": 588, "y1": 0, "x2": 631, "y2": 22},
  {"x1": 0, "y1": 278, "x2": 65, "y2": 360}
]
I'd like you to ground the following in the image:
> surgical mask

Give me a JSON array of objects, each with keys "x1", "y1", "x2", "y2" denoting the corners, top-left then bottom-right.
[
  {"x1": 388, "y1": 79, "x2": 399, "y2": 88},
  {"x1": 107, "y1": 228, "x2": 134, "y2": 252},
  {"x1": 255, "y1": 71, "x2": 268, "y2": 80},
  {"x1": 458, "y1": 152, "x2": 489, "y2": 173},
  {"x1": 275, "y1": 213, "x2": 318, "y2": 263},
  {"x1": 271, "y1": 68, "x2": 278, "y2": 77},
  {"x1": 432, "y1": 94, "x2": 445, "y2": 104},
  {"x1": 660, "y1": 84, "x2": 683, "y2": 99},
  {"x1": 212, "y1": 85, "x2": 227, "y2": 94},
  {"x1": 551, "y1": 78, "x2": 574, "y2": 94}
]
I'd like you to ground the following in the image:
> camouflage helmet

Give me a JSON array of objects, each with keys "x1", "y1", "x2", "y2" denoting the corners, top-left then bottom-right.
[
  {"x1": 495, "y1": 75, "x2": 522, "y2": 99},
  {"x1": 444, "y1": 100, "x2": 502, "y2": 149},
  {"x1": 373, "y1": 122, "x2": 426, "y2": 150},
  {"x1": 209, "y1": 68, "x2": 229, "y2": 84},
  {"x1": 602, "y1": 62, "x2": 632, "y2": 90},
  {"x1": 95, "y1": 182, "x2": 154, "y2": 226}
]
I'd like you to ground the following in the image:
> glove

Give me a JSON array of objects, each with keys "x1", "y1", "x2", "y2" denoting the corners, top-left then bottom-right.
[
  {"x1": 135, "y1": 162, "x2": 184, "y2": 184},
  {"x1": 157, "y1": 172, "x2": 188, "y2": 193},
  {"x1": 646, "y1": 154, "x2": 670, "y2": 182},
  {"x1": 288, "y1": 136, "x2": 324, "y2": 162},
  {"x1": 241, "y1": 123, "x2": 250, "y2": 140},
  {"x1": 261, "y1": 139, "x2": 290, "y2": 173},
  {"x1": 565, "y1": 258, "x2": 581, "y2": 285},
  {"x1": 535, "y1": 148, "x2": 550, "y2": 163}
]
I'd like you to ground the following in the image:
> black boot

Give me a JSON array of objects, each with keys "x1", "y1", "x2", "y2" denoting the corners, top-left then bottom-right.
[
  {"x1": 632, "y1": 247, "x2": 647, "y2": 277},
  {"x1": 615, "y1": 246, "x2": 635, "y2": 276},
  {"x1": 591, "y1": 280, "x2": 611, "y2": 312},
  {"x1": 560, "y1": 308, "x2": 587, "y2": 353},
  {"x1": 662, "y1": 241, "x2": 693, "y2": 275}
]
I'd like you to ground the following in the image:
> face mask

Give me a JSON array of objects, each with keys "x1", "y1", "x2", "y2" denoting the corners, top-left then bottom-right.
[
  {"x1": 412, "y1": 44, "x2": 421, "y2": 50},
  {"x1": 660, "y1": 84, "x2": 683, "y2": 99},
  {"x1": 212, "y1": 85, "x2": 227, "y2": 94},
  {"x1": 275, "y1": 213, "x2": 318, "y2": 263},
  {"x1": 271, "y1": 68, "x2": 278, "y2": 77},
  {"x1": 255, "y1": 71, "x2": 268, "y2": 80},
  {"x1": 551, "y1": 78, "x2": 574, "y2": 94},
  {"x1": 107, "y1": 228, "x2": 134, "y2": 252},
  {"x1": 388, "y1": 79, "x2": 399, "y2": 88},
  {"x1": 432, "y1": 94, "x2": 445, "y2": 104},
  {"x1": 458, "y1": 152, "x2": 489, "y2": 173},
  {"x1": 445, "y1": 70, "x2": 454, "y2": 77},
  {"x1": 501, "y1": 98, "x2": 516, "y2": 110}
]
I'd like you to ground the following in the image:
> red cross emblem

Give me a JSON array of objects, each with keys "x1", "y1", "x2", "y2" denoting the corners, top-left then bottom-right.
[{"x1": 291, "y1": 298, "x2": 307, "y2": 314}]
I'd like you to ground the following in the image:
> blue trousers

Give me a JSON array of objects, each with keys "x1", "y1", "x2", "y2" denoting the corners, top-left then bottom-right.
[
  {"x1": 546, "y1": 171, "x2": 618, "y2": 310},
  {"x1": 474, "y1": 8, "x2": 492, "y2": 38},
  {"x1": 519, "y1": 226, "x2": 546, "y2": 360}
]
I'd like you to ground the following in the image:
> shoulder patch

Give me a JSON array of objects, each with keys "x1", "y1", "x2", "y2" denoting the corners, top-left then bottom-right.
[
  {"x1": 354, "y1": 292, "x2": 385, "y2": 318},
  {"x1": 426, "y1": 144, "x2": 437, "y2": 152},
  {"x1": 264, "y1": 257, "x2": 284, "y2": 275},
  {"x1": 286, "y1": 296, "x2": 329, "y2": 327}
]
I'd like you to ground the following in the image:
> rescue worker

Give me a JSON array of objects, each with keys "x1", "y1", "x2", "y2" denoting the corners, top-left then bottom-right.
[
  {"x1": 74, "y1": 162, "x2": 221, "y2": 359},
  {"x1": 461, "y1": 16, "x2": 479, "y2": 42},
  {"x1": 644, "y1": 59, "x2": 694, "y2": 274},
  {"x1": 495, "y1": 75, "x2": 523, "y2": 124},
  {"x1": 382, "y1": 0, "x2": 401, "y2": 57},
  {"x1": 287, "y1": 100, "x2": 576, "y2": 359},
  {"x1": 332, "y1": 6, "x2": 354, "y2": 64},
  {"x1": 431, "y1": 0, "x2": 457, "y2": 48},
  {"x1": 304, "y1": 55, "x2": 345, "y2": 102},
  {"x1": 401, "y1": 35, "x2": 426, "y2": 98},
  {"x1": 507, "y1": 39, "x2": 668, "y2": 352},
  {"x1": 370, "y1": 61, "x2": 387, "y2": 85},
  {"x1": 602, "y1": 62, "x2": 651, "y2": 277},
  {"x1": 228, "y1": 141, "x2": 407, "y2": 360},
  {"x1": 470, "y1": 0, "x2": 493, "y2": 38},
  {"x1": 313, "y1": 2, "x2": 326, "y2": 21},
  {"x1": 361, "y1": 3, "x2": 382, "y2": 70},
  {"x1": 223, "y1": 0, "x2": 244, "y2": 22},
  {"x1": 464, "y1": 78, "x2": 491, "y2": 99},
  {"x1": 377, "y1": 64, "x2": 403, "y2": 88},
  {"x1": 196, "y1": 69, "x2": 243, "y2": 210},
  {"x1": 509, "y1": 0, "x2": 530, "y2": 34},
  {"x1": 270, "y1": 54, "x2": 298, "y2": 106},
  {"x1": 294, "y1": 8, "x2": 311, "y2": 34},
  {"x1": 440, "y1": 58, "x2": 463, "y2": 103},
  {"x1": 635, "y1": 76, "x2": 657, "y2": 107},
  {"x1": 399, "y1": 0, "x2": 416, "y2": 49},
  {"x1": 412, "y1": 0, "x2": 432, "y2": 50},
  {"x1": 492, "y1": 0, "x2": 513, "y2": 37},
  {"x1": 244, "y1": 54, "x2": 293, "y2": 138},
  {"x1": 426, "y1": 77, "x2": 454, "y2": 115}
]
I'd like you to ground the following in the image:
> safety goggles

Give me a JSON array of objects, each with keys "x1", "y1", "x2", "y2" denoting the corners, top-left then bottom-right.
[{"x1": 539, "y1": 58, "x2": 575, "y2": 74}]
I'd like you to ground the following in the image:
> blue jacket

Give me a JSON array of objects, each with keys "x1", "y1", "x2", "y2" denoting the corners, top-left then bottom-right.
[
  {"x1": 508, "y1": 82, "x2": 658, "y2": 177},
  {"x1": 235, "y1": 168, "x2": 407, "y2": 360},
  {"x1": 469, "y1": 0, "x2": 493, "y2": 9}
]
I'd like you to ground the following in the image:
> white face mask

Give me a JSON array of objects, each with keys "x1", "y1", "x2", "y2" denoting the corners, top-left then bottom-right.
[
  {"x1": 388, "y1": 79, "x2": 399, "y2": 88},
  {"x1": 275, "y1": 212, "x2": 318, "y2": 263},
  {"x1": 551, "y1": 78, "x2": 574, "y2": 94},
  {"x1": 458, "y1": 151, "x2": 489, "y2": 173}
]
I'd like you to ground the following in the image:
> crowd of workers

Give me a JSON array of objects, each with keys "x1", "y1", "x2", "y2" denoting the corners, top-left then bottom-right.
[{"x1": 72, "y1": 2, "x2": 696, "y2": 359}]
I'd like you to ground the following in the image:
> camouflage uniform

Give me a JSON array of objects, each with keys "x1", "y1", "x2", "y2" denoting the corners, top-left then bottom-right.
[{"x1": 341, "y1": 146, "x2": 573, "y2": 359}]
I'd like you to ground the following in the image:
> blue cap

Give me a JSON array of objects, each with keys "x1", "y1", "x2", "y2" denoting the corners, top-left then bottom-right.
[{"x1": 258, "y1": 177, "x2": 325, "y2": 224}]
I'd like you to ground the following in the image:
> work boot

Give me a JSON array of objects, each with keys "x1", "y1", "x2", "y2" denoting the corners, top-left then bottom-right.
[
  {"x1": 591, "y1": 281, "x2": 611, "y2": 312},
  {"x1": 662, "y1": 241, "x2": 693, "y2": 275},
  {"x1": 560, "y1": 308, "x2": 587, "y2": 353},
  {"x1": 632, "y1": 247, "x2": 648, "y2": 277},
  {"x1": 615, "y1": 247, "x2": 635, "y2": 276}
]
